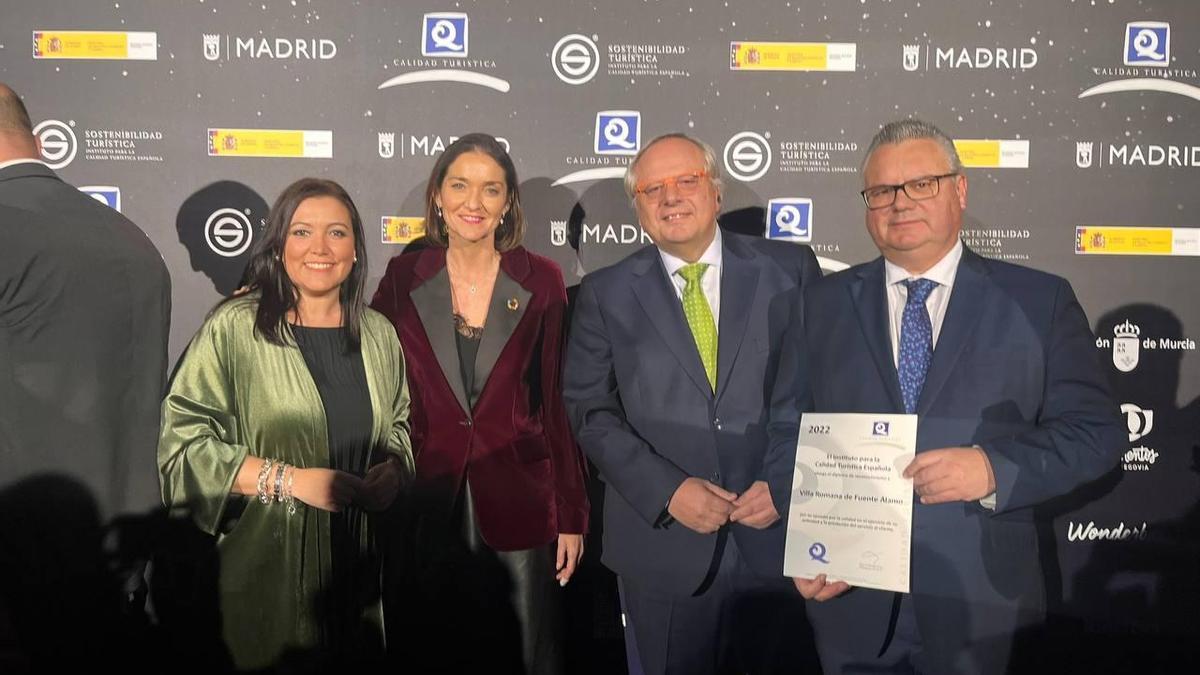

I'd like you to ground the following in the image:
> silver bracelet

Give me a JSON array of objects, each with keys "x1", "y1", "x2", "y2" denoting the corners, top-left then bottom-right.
[
  {"x1": 284, "y1": 465, "x2": 297, "y2": 516},
  {"x1": 256, "y1": 458, "x2": 274, "y2": 504},
  {"x1": 273, "y1": 462, "x2": 287, "y2": 503}
]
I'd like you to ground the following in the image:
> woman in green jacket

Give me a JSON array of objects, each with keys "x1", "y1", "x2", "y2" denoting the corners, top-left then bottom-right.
[{"x1": 158, "y1": 178, "x2": 414, "y2": 669}]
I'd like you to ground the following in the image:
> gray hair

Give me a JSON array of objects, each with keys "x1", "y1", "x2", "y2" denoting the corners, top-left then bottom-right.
[
  {"x1": 861, "y1": 118, "x2": 963, "y2": 174},
  {"x1": 624, "y1": 132, "x2": 724, "y2": 202}
]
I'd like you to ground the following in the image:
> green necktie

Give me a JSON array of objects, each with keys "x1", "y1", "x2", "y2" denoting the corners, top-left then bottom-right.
[{"x1": 678, "y1": 262, "x2": 717, "y2": 391}]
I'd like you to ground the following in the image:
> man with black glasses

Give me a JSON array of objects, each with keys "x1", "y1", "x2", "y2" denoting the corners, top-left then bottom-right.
[{"x1": 793, "y1": 118, "x2": 1123, "y2": 673}]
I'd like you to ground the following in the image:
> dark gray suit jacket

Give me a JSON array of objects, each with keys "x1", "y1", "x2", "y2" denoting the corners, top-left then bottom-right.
[
  {"x1": 564, "y1": 230, "x2": 820, "y2": 596},
  {"x1": 0, "y1": 161, "x2": 171, "y2": 519}
]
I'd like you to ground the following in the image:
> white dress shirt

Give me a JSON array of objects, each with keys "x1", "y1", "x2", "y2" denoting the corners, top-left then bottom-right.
[
  {"x1": 883, "y1": 240, "x2": 995, "y2": 508},
  {"x1": 884, "y1": 239, "x2": 963, "y2": 367},
  {"x1": 658, "y1": 227, "x2": 723, "y2": 334},
  {"x1": 0, "y1": 158, "x2": 47, "y2": 171}
]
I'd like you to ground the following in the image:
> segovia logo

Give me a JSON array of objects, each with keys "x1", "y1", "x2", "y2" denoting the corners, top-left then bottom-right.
[
  {"x1": 1123, "y1": 446, "x2": 1159, "y2": 472},
  {"x1": 552, "y1": 34, "x2": 600, "y2": 85},
  {"x1": 1121, "y1": 403, "x2": 1154, "y2": 442}
]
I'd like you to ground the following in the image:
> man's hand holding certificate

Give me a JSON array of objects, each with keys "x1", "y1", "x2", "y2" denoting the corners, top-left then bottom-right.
[{"x1": 785, "y1": 413, "x2": 917, "y2": 595}]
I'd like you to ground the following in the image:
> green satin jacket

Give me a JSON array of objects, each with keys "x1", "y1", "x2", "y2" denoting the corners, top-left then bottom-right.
[{"x1": 157, "y1": 296, "x2": 414, "y2": 669}]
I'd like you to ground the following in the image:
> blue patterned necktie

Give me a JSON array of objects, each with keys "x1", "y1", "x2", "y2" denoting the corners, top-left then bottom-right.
[{"x1": 898, "y1": 278, "x2": 938, "y2": 414}]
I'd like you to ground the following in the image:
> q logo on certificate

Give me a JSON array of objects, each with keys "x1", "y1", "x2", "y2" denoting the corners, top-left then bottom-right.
[{"x1": 784, "y1": 412, "x2": 917, "y2": 593}]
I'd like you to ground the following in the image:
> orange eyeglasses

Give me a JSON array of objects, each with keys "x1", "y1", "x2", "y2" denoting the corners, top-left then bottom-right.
[{"x1": 634, "y1": 170, "x2": 709, "y2": 201}]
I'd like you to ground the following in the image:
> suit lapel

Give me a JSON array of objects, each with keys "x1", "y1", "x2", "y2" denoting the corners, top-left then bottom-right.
[
  {"x1": 410, "y1": 257, "x2": 471, "y2": 415},
  {"x1": 851, "y1": 258, "x2": 905, "y2": 412},
  {"x1": 473, "y1": 255, "x2": 531, "y2": 407},
  {"x1": 714, "y1": 235, "x2": 758, "y2": 404},
  {"x1": 917, "y1": 248, "x2": 989, "y2": 415},
  {"x1": 631, "y1": 250, "x2": 712, "y2": 397}
]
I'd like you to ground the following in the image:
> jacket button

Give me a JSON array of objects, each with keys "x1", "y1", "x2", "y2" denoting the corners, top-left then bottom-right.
[
  {"x1": 713, "y1": 417, "x2": 723, "y2": 430},
  {"x1": 711, "y1": 472, "x2": 721, "y2": 482},
  {"x1": 461, "y1": 419, "x2": 473, "y2": 427}
]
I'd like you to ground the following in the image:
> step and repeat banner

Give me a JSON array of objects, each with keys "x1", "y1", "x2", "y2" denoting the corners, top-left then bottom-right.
[{"x1": 3, "y1": 0, "x2": 1198, "y2": 650}]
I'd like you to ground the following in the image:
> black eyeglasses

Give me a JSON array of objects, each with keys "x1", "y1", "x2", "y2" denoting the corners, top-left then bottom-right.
[{"x1": 860, "y1": 173, "x2": 958, "y2": 209}]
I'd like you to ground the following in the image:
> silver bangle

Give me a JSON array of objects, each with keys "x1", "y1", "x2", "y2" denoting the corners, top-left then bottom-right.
[
  {"x1": 273, "y1": 462, "x2": 287, "y2": 503},
  {"x1": 284, "y1": 465, "x2": 297, "y2": 516},
  {"x1": 256, "y1": 458, "x2": 274, "y2": 504}
]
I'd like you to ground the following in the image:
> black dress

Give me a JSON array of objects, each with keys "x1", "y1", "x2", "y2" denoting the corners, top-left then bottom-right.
[{"x1": 292, "y1": 325, "x2": 382, "y2": 662}]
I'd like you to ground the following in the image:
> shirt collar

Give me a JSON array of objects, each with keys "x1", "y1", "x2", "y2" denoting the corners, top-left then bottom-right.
[
  {"x1": 658, "y1": 226, "x2": 723, "y2": 279},
  {"x1": 885, "y1": 239, "x2": 963, "y2": 288},
  {"x1": 0, "y1": 158, "x2": 48, "y2": 172}
]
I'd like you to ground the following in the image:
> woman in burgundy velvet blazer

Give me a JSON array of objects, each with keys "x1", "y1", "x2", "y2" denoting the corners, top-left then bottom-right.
[
  {"x1": 371, "y1": 244, "x2": 590, "y2": 547},
  {"x1": 370, "y1": 134, "x2": 588, "y2": 674}
]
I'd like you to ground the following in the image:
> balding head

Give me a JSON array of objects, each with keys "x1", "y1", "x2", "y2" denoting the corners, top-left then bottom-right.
[{"x1": 0, "y1": 83, "x2": 40, "y2": 161}]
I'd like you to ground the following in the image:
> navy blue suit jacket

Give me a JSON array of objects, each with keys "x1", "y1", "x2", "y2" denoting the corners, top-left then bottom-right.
[
  {"x1": 564, "y1": 231, "x2": 820, "y2": 596},
  {"x1": 801, "y1": 247, "x2": 1124, "y2": 661}
]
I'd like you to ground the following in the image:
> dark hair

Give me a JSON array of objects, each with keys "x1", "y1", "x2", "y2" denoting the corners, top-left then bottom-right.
[
  {"x1": 239, "y1": 177, "x2": 368, "y2": 348},
  {"x1": 423, "y1": 133, "x2": 525, "y2": 251}
]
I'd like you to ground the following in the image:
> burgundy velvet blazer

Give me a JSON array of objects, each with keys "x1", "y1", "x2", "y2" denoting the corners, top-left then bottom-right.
[{"x1": 370, "y1": 246, "x2": 589, "y2": 551}]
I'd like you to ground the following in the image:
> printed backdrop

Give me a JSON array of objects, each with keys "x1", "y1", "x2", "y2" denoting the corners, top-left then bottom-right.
[{"x1": 4, "y1": 0, "x2": 1198, "y2": 653}]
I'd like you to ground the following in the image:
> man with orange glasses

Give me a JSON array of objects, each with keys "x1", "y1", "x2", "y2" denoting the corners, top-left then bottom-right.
[{"x1": 565, "y1": 133, "x2": 821, "y2": 674}]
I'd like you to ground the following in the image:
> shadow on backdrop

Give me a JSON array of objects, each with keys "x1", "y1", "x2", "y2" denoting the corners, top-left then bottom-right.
[
  {"x1": 176, "y1": 181, "x2": 268, "y2": 296},
  {"x1": 1036, "y1": 303, "x2": 1200, "y2": 673}
]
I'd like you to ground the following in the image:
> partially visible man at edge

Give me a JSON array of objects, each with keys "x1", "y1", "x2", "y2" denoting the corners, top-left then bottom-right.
[{"x1": 0, "y1": 83, "x2": 172, "y2": 667}]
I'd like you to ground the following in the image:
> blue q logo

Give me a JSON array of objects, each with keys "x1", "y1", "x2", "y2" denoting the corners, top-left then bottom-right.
[
  {"x1": 1124, "y1": 21, "x2": 1169, "y2": 67},
  {"x1": 423, "y1": 12, "x2": 468, "y2": 57},
  {"x1": 78, "y1": 185, "x2": 121, "y2": 212},
  {"x1": 809, "y1": 542, "x2": 829, "y2": 564},
  {"x1": 765, "y1": 198, "x2": 812, "y2": 242},
  {"x1": 872, "y1": 421, "x2": 890, "y2": 436},
  {"x1": 594, "y1": 110, "x2": 641, "y2": 155}
]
